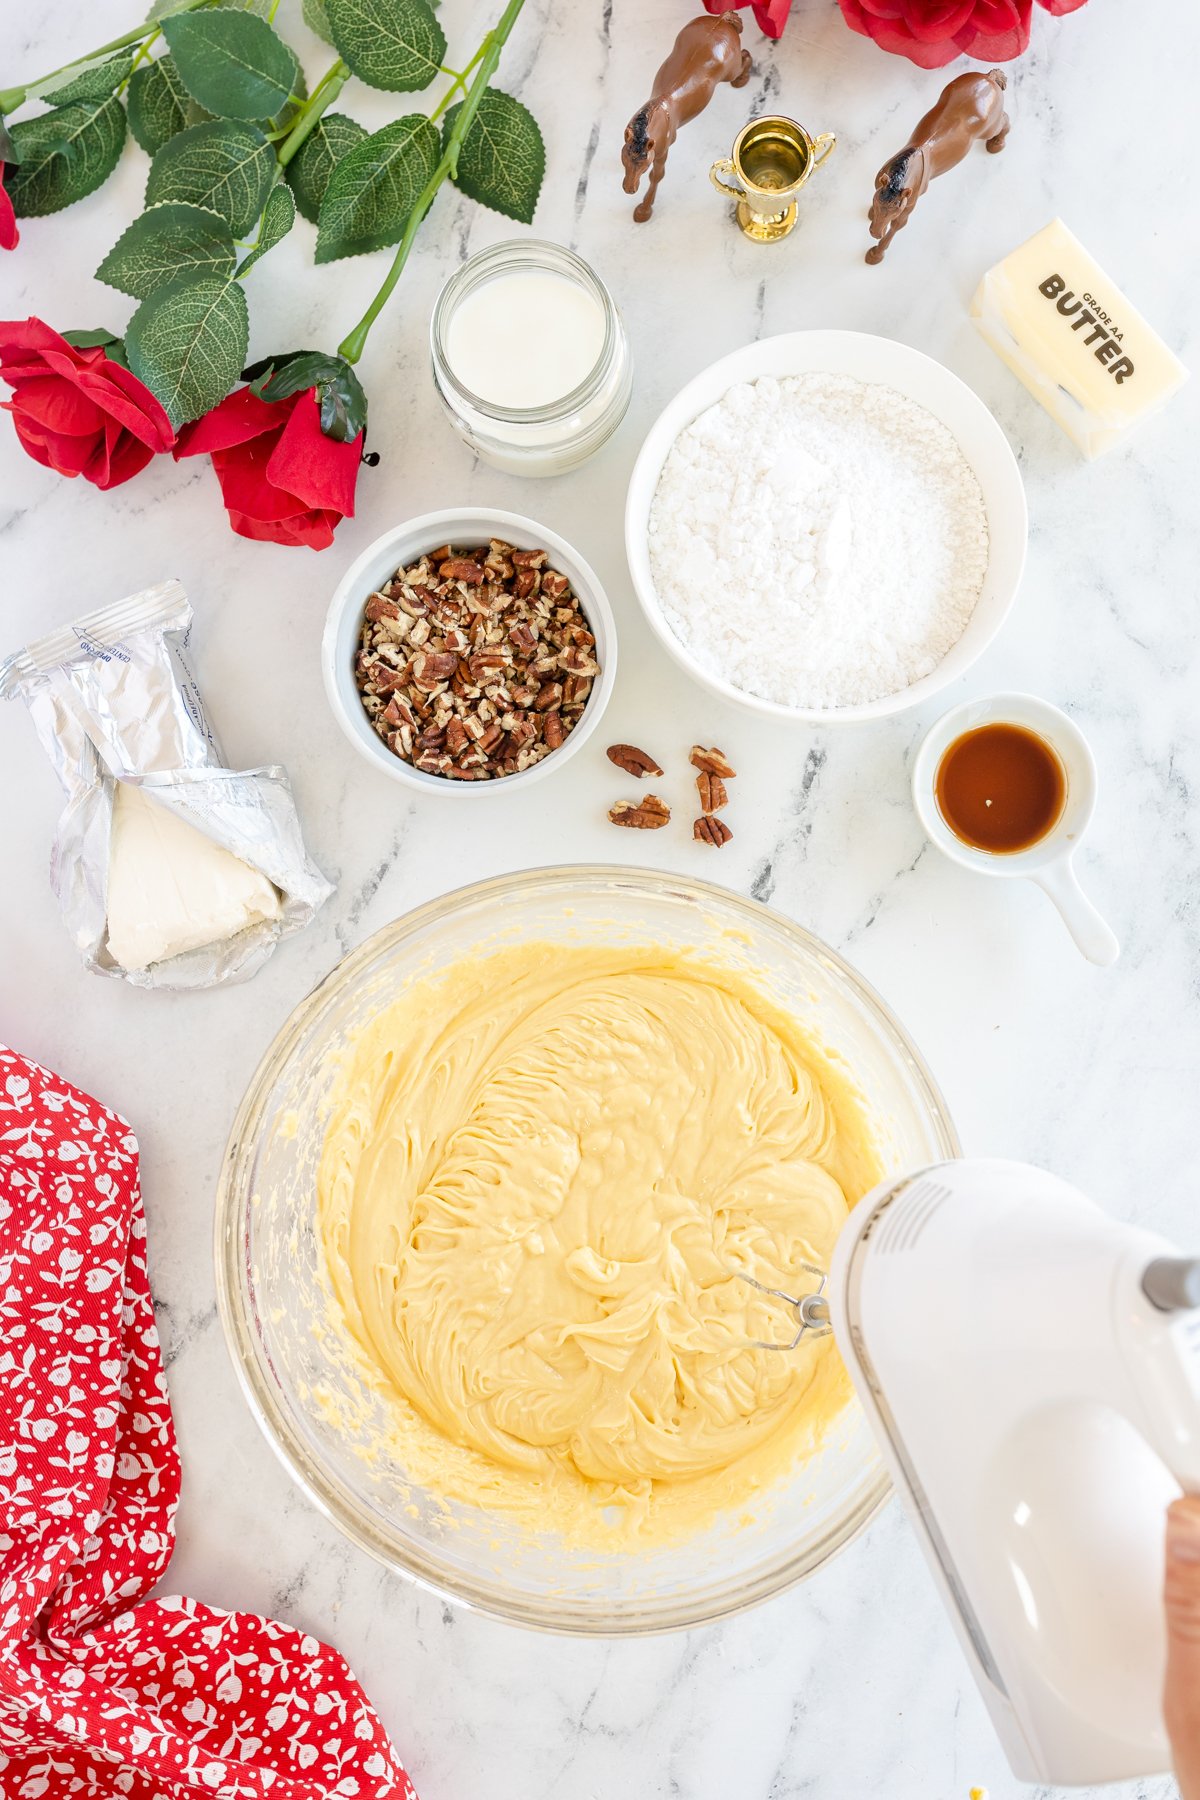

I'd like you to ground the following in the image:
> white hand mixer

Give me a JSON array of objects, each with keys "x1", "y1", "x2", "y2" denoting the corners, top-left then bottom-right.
[{"x1": 749, "y1": 1157, "x2": 1200, "y2": 1788}]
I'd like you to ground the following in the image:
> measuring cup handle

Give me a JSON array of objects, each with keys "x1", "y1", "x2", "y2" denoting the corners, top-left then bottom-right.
[
  {"x1": 1032, "y1": 857, "x2": 1120, "y2": 967},
  {"x1": 811, "y1": 132, "x2": 836, "y2": 169},
  {"x1": 709, "y1": 158, "x2": 743, "y2": 200}
]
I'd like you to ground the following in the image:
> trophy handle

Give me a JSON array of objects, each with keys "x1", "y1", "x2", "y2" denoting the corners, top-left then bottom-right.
[
  {"x1": 810, "y1": 132, "x2": 837, "y2": 170},
  {"x1": 709, "y1": 158, "x2": 743, "y2": 199}
]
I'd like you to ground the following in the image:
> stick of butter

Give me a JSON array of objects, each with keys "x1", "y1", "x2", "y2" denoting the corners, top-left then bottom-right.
[{"x1": 971, "y1": 219, "x2": 1188, "y2": 458}]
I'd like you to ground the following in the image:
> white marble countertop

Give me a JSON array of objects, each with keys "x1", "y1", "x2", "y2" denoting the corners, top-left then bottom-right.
[{"x1": 2, "y1": 0, "x2": 1197, "y2": 1795}]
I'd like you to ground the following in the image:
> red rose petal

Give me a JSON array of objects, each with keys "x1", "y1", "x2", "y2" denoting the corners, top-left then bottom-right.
[
  {"x1": 7, "y1": 373, "x2": 106, "y2": 437},
  {"x1": 88, "y1": 360, "x2": 175, "y2": 451},
  {"x1": 93, "y1": 418, "x2": 157, "y2": 490},
  {"x1": 173, "y1": 386, "x2": 284, "y2": 460},
  {"x1": 209, "y1": 438, "x2": 310, "y2": 526},
  {"x1": 5, "y1": 408, "x2": 55, "y2": 471},
  {"x1": 838, "y1": 0, "x2": 1053, "y2": 62},
  {"x1": 9, "y1": 411, "x2": 100, "y2": 480},
  {"x1": 903, "y1": 0, "x2": 980, "y2": 39},
  {"x1": 0, "y1": 170, "x2": 18, "y2": 254},
  {"x1": 751, "y1": 0, "x2": 792, "y2": 35},
  {"x1": 226, "y1": 506, "x2": 339, "y2": 550},
  {"x1": 266, "y1": 387, "x2": 360, "y2": 519},
  {"x1": 952, "y1": 2, "x2": 1031, "y2": 56}
]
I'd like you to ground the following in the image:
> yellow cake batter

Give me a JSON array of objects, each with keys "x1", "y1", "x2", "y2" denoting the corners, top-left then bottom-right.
[{"x1": 317, "y1": 943, "x2": 882, "y2": 1544}]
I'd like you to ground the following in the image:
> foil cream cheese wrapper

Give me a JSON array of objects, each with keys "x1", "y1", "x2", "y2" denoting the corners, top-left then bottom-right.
[{"x1": 0, "y1": 578, "x2": 334, "y2": 989}]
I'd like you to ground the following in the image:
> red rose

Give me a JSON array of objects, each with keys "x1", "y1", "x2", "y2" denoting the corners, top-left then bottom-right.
[
  {"x1": 174, "y1": 385, "x2": 362, "y2": 550},
  {"x1": 837, "y1": 0, "x2": 1087, "y2": 68},
  {"x1": 0, "y1": 317, "x2": 174, "y2": 489},
  {"x1": 0, "y1": 165, "x2": 17, "y2": 252},
  {"x1": 703, "y1": 0, "x2": 792, "y2": 38}
]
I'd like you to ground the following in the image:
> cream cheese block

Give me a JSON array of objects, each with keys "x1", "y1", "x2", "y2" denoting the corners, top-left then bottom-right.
[
  {"x1": 971, "y1": 219, "x2": 1188, "y2": 458},
  {"x1": 105, "y1": 781, "x2": 281, "y2": 971}
]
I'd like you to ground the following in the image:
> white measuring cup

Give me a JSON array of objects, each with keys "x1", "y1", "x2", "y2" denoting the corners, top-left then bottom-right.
[{"x1": 912, "y1": 693, "x2": 1119, "y2": 967}]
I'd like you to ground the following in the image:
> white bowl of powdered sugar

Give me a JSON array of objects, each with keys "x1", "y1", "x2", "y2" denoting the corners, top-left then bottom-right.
[{"x1": 625, "y1": 331, "x2": 1026, "y2": 721}]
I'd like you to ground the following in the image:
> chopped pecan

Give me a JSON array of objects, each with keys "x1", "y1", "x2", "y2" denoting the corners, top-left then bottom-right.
[
  {"x1": 696, "y1": 772, "x2": 728, "y2": 814},
  {"x1": 439, "y1": 557, "x2": 485, "y2": 584},
  {"x1": 693, "y1": 815, "x2": 732, "y2": 847},
  {"x1": 689, "y1": 745, "x2": 736, "y2": 779},
  {"x1": 364, "y1": 594, "x2": 399, "y2": 622},
  {"x1": 609, "y1": 795, "x2": 671, "y2": 830},
  {"x1": 606, "y1": 743, "x2": 664, "y2": 779}
]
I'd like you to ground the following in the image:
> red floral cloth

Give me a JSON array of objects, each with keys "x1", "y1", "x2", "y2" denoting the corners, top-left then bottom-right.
[{"x1": 0, "y1": 1045, "x2": 416, "y2": 1800}]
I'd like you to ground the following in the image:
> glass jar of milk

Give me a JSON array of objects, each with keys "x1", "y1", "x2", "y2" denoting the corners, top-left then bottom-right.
[{"x1": 430, "y1": 240, "x2": 632, "y2": 477}]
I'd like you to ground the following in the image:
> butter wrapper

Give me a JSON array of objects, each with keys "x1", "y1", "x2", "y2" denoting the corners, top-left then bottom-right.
[
  {"x1": 971, "y1": 218, "x2": 1189, "y2": 459},
  {"x1": 0, "y1": 579, "x2": 333, "y2": 989}
]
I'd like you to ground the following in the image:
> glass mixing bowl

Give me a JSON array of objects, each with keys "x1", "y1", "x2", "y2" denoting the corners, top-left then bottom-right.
[{"x1": 215, "y1": 868, "x2": 958, "y2": 1633}]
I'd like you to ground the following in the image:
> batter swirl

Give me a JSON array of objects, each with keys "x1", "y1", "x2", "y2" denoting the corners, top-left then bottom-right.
[{"x1": 317, "y1": 944, "x2": 881, "y2": 1542}]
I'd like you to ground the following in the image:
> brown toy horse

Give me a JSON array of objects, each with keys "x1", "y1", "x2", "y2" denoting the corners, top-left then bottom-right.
[
  {"x1": 866, "y1": 69, "x2": 1010, "y2": 265},
  {"x1": 622, "y1": 13, "x2": 752, "y2": 223}
]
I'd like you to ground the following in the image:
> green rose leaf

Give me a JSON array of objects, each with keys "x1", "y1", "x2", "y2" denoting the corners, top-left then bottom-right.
[
  {"x1": 146, "y1": 119, "x2": 274, "y2": 235},
  {"x1": 284, "y1": 112, "x2": 366, "y2": 224},
  {"x1": 125, "y1": 273, "x2": 249, "y2": 428},
  {"x1": 97, "y1": 201, "x2": 236, "y2": 298},
  {"x1": 62, "y1": 326, "x2": 129, "y2": 367},
  {"x1": 161, "y1": 10, "x2": 300, "y2": 122},
  {"x1": 128, "y1": 56, "x2": 191, "y2": 154},
  {"x1": 325, "y1": 0, "x2": 446, "y2": 93},
  {"x1": 0, "y1": 120, "x2": 20, "y2": 165},
  {"x1": 246, "y1": 349, "x2": 368, "y2": 442},
  {"x1": 236, "y1": 179, "x2": 295, "y2": 274},
  {"x1": 7, "y1": 98, "x2": 127, "y2": 218},
  {"x1": 443, "y1": 88, "x2": 544, "y2": 225},
  {"x1": 39, "y1": 51, "x2": 135, "y2": 107},
  {"x1": 302, "y1": 0, "x2": 336, "y2": 45},
  {"x1": 315, "y1": 113, "x2": 437, "y2": 262},
  {"x1": 147, "y1": 0, "x2": 278, "y2": 15}
]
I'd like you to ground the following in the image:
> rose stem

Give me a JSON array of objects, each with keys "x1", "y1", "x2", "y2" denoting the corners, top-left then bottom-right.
[
  {"x1": 0, "y1": 0, "x2": 215, "y2": 115},
  {"x1": 275, "y1": 59, "x2": 348, "y2": 164},
  {"x1": 335, "y1": 0, "x2": 527, "y2": 367}
]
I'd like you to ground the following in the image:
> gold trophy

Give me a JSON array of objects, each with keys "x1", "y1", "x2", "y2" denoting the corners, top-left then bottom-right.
[{"x1": 710, "y1": 115, "x2": 836, "y2": 243}]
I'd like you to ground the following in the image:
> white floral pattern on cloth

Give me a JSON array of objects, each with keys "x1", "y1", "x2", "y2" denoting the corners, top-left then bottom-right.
[{"x1": 0, "y1": 1046, "x2": 417, "y2": 1800}]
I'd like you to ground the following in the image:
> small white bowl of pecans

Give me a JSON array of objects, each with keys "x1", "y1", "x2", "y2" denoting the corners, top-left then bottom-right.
[{"x1": 323, "y1": 508, "x2": 617, "y2": 793}]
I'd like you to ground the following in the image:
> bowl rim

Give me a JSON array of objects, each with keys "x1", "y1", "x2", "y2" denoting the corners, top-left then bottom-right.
[
  {"x1": 624, "y1": 328, "x2": 1028, "y2": 726},
  {"x1": 214, "y1": 864, "x2": 961, "y2": 1634},
  {"x1": 321, "y1": 506, "x2": 618, "y2": 797}
]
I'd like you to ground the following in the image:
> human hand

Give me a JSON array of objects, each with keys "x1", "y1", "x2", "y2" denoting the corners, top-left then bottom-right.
[{"x1": 1165, "y1": 1497, "x2": 1200, "y2": 1798}]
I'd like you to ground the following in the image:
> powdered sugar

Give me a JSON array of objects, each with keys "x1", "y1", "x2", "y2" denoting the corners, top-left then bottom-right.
[{"x1": 647, "y1": 372, "x2": 990, "y2": 710}]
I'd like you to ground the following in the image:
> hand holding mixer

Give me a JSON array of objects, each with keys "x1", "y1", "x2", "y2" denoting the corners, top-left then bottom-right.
[{"x1": 748, "y1": 1157, "x2": 1200, "y2": 1788}]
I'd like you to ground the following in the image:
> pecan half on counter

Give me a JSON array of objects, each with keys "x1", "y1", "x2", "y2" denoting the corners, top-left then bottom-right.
[
  {"x1": 606, "y1": 743, "x2": 664, "y2": 778},
  {"x1": 609, "y1": 795, "x2": 671, "y2": 829},
  {"x1": 696, "y1": 771, "x2": 728, "y2": 814},
  {"x1": 353, "y1": 540, "x2": 599, "y2": 780},
  {"x1": 694, "y1": 815, "x2": 732, "y2": 847}
]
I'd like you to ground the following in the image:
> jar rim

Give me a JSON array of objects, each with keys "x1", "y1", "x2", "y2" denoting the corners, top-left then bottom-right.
[{"x1": 430, "y1": 238, "x2": 621, "y2": 423}]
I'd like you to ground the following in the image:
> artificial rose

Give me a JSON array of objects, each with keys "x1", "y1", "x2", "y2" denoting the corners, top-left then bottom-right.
[
  {"x1": 174, "y1": 385, "x2": 362, "y2": 550},
  {"x1": 703, "y1": 0, "x2": 792, "y2": 37},
  {"x1": 0, "y1": 166, "x2": 17, "y2": 252},
  {"x1": 837, "y1": 0, "x2": 1087, "y2": 68},
  {"x1": 0, "y1": 317, "x2": 174, "y2": 489}
]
